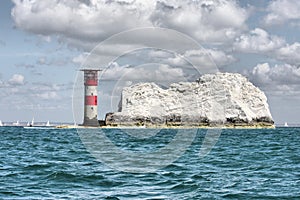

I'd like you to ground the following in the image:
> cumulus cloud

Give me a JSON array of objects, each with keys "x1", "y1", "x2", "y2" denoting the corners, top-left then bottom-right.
[
  {"x1": 11, "y1": 0, "x2": 150, "y2": 50},
  {"x1": 76, "y1": 44, "x2": 234, "y2": 77},
  {"x1": 0, "y1": 80, "x2": 5, "y2": 88},
  {"x1": 102, "y1": 61, "x2": 185, "y2": 83},
  {"x1": 264, "y1": 0, "x2": 300, "y2": 26},
  {"x1": 183, "y1": 49, "x2": 236, "y2": 68},
  {"x1": 276, "y1": 42, "x2": 300, "y2": 65},
  {"x1": 0, "y1": 74, "x2": 5, "y2": 88},
  {"x1": 124, "y1": 49, "x2": 188, "y2": 69},
  {"x1": 8, "y1": 74, "x2": 25, "y2": 85},
  {"x1": 22, "y1": 82, "x2": 70, "y2": 103},
  {"x1": 150, "y1": 0, "x2": 248, "y2": 44},
  {"x1": 72, "y1": 52, "x2": 90, "y2": 65},
  {"x1": 149, "y1": 48, "x2": 236, "y2": 69},
  {"x1": 233, "y1": 28, "x2": 300, "y2": 65},
  {"x1": 248, "y1": 63, "x2": 300, "y2": 93},
  {"x1": 11, "y1": 0, "x2": 249, "y2": 50},
  {"x1": 233, "y1": 28, "x2": 285, "y2": 53}
]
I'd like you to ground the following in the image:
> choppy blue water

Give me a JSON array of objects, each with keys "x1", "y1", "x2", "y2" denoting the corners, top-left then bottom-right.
[{"x1": 0, "y1": 127, "x2": 299, "y2": 199}]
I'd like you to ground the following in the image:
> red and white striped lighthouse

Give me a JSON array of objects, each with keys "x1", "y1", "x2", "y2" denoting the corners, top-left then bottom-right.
[{"x1": 81, "y1": 69, "x2": 101, "y2": 127}]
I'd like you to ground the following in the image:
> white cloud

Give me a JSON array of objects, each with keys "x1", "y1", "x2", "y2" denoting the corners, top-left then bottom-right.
[
  {"x1": 76, "y1": 45, "x2": 234, "y2": 76},
  {"x1": 147, "y1": 50, "x2": 172, "y2": 59},
  {"x1": 249, "y1": 63, "x2": 300, "y2": 92},
  {"x1": 11, "y1": 0, "x2": 152, "y2": 50},
  {"x1": 11, "y1": 0, "x2": 249, "y2": 50},
  {"x1": 264, "y1": 0, "x2": 300, "y2": 26},
  {"x1": 29, "y1": 82, "x2": 63, "y2": 93},
  {"x1": 233, "y1": 28, "x2": 285, "y2": 53},
  {"x1": 184, "y1": 49, "x2": 236, "y2": 67},
  {"x1": 0, "y1": 75, "x2": 6, "y2": 88},
  {"x1": 143, "y1": 48, "x2": 236, "y2": 71},
  {"x1": 35, "y1": 56, "x2": 71, "y2": 67},
  {"x1": 233, "y1": 28, "x2": 300, "y2": 65},
  {"x1": 72, "y1": 52, "x2": 90, "y2": 65},
  {"x1": 101, "y1": 62, "x2": 133, "y2": 80},
  {"x1": 37, "y1": 57, "x2": 46, "y2": 65},
  {"x1": 166, "y1": 55, "x2": 189, "y2": 68},
  {"x1": 150, "y1": 0, "x2": 249, "y2": 44},
  {"x1": 250, "y1": 63, "x2": 272, "y2": 85},
  {"x1": 36, "y1": 91, "x2": 59, "y2": 100},
  {"x1": 276, "y1": 42, "x2": 300, "y2": 65},
  {"x1": 102, "y1": 61, "x2": 185, "y2": 83},
  {"x1": 141, "y1": 49, "x2": 190, "y2": 69},
  {"x1": 154, "y1": 64, "x2": 185, "y2": 81},
  {"x1": 8, "y1": 74, "x2": 25, "y2": 85},
  {"x1": 25, "y1": 82, "x2": 67, "y2": 102}
]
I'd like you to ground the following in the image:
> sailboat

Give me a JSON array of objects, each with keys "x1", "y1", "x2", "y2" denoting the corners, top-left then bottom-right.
[
  {"x1": 24, "y1": 119, "x2": 54, "y2": 129},
  {"x1": 30, "y1": 118, "x2": 34, "y2": 127},
  {"x1": 284, "y1": 122, "x2": 288, "y2": 127},
  {"x1": 13, "y1": 120, "x2": 20, "y2": 126},
  {"x1": 0, "y1": 120, "x2": 3, "y2": 127}
]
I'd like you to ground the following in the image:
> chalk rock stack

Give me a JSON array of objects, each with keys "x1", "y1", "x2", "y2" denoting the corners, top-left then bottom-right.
[{"x1": 105, "y1": 73, "x2": 274, "y2": 127}]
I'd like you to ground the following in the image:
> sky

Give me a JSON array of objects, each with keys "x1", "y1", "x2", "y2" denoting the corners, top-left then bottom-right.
[{"x1": 0, "y1": 0, "x2": 300, "y2": 125}]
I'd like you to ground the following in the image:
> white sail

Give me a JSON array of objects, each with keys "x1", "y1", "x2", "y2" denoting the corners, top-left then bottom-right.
[
  {"x1": 46, "y1": 121, "x2": 50, "y2": 126},
  {"x1": 13, "y1": 120, "x2": 20, "y2": 126},
  {"x1": 284, "y1": 122, "x2": 288, "y2": 127},
  {"x1": 31, "y1": 117, "x2": 34, "y2": 126},
  {"x1": 0, "y1": 120, "x2": 3, "y2": 126}
]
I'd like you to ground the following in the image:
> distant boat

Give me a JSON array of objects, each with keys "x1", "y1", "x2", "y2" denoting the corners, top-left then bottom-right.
[
  {"x1": 30, "y1": 117, "x2": 34, "y2": 127},
  {"x1": 0, "y1": 120, "x2": 3, "y2": 126},
  {"x1": 46, "y1": 121, "x2": 51, "y2": 127},
  {"x1": 284, "y1": 122, "x2": 289, "y2": 127},
  {"x1": 13, "y1": 120, "x2": 20, "y2": 126}
]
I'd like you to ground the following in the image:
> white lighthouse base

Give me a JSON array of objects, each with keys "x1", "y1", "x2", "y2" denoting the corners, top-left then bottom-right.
[{"x1": 82, "y1": 118, "x2": 99, "y2": 127}]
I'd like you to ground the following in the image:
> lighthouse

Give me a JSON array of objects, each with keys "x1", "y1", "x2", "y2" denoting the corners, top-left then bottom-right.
[{"x1": 81, "y1": 69, "x2": 101, "y2": 127}]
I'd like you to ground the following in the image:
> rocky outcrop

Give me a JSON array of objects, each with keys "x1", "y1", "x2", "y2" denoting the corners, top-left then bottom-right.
[{"x1": 105, "y1": 73, "x2": 274, "y2": 127}]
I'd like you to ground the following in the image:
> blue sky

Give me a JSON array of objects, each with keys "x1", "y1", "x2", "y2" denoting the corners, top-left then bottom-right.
[{"x1": 1, "y1": 0, "x2": 300, "y2": 125}]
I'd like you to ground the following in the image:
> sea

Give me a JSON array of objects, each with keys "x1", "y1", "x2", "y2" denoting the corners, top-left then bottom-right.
[{"x1": 0, "y1": 127, "x2": 299, "y2": 199}]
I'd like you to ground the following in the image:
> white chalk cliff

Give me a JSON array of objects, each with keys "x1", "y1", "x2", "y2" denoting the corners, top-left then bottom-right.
[{"x1": 105, "y1": 73, "x2": 274, "y2": 127}]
